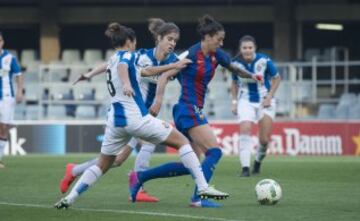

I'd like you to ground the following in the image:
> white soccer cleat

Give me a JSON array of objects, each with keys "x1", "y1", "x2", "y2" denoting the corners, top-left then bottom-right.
[
  {"x1": 54, "y1": 198, "x2": 71, "y2": 209},
  {"x1": 197, "y1": 186, "x2": 229, "y2": 200}
]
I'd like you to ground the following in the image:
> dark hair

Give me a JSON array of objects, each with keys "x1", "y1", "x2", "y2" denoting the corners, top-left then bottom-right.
[
  {"x1": 105, "y1": 22, "x2": 136, "y2": 48},
  {"x1": 239, "y1": 35, "x2": 257, "y2": 47},
  {"x1": 197, "y1": 14, "x2": 224, "y2": 40},
  {"x1": 148, "y1": 18, "x2": 179, "y2": 41},
  {"x1": 0, "y1": 31, "x2": 3, "y2": 37}
]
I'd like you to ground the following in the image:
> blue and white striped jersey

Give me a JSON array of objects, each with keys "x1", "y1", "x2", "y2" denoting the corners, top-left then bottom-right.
[
  {"x1": 136, "y1": 48, "x2": 178, "y2": 109},
  {"x1": 107, "y1": 50, "x2": 148, "y2": 127},
  {"x1": 0, "y1": 50, "x2": 21, "y2": 100},
  {"x1": 232, "y1": 53, "x2": 278, "y2": 103}
]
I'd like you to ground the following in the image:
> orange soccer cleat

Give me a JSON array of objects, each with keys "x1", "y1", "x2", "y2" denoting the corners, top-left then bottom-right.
[
  {"x1": 129, "y1": 189, "x2": 159, "y2": 203},
  {"x1": 59, "y1": 163, "x2": 76, "y2": 194}
]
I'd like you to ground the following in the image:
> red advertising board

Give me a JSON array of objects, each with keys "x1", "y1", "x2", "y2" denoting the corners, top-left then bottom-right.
[{"x1": 167, "y1": 121, "x2": 360, "y2": 156}]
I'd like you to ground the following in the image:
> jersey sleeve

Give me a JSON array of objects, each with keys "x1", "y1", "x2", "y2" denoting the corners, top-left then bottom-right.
[
  {"x1": 119, "y1": 52, "x2": 134, "y2": 66},
  {"x1": 216, "y1": 49, "x2": 231, "y2": 68},
  {"x1": 11, "y1": 56, "x2": 22, "y2": 75},
  {"x1": 266, "y1": 57, "x2": 278, "y2": 77},
  {"x1": 136, "y1": 53, "x2": 153, "y2": 69}
]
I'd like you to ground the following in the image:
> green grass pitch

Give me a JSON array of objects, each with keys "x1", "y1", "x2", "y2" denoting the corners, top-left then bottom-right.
[{"x1": 0, "y1": 154, "x2": 359, "y2": 221}]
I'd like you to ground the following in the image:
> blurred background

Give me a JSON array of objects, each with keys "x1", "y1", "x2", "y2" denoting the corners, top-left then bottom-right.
[{"x1": 1, "y1": 0, "x2": 359, "y2": 155}]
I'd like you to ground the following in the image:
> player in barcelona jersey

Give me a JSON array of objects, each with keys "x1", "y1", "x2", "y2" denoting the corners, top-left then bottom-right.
[
  {"x1": 128, "y1": 15, "x2": 263, "y2": 208},
  {"x1": 231, "y1": 35, "x2": 281, "y2": 177},
  {"x1": 54, "y1": 22, "x2": 229, "y2": 209},
  {"x1": 0, "y1": 31, "x2": 24, "y2": 169},
  {"x1": 58, "y1": 18, "x2": 185, "y2": 202}
]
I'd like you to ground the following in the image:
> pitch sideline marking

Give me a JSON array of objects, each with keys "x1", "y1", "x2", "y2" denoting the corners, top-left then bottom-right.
[{"x1": 0, "y1": 201, "x2": 243, "y2": 221}]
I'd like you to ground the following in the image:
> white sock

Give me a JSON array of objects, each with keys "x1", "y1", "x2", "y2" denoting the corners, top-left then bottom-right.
[
  {"x1": 256, "y1": 143, "x2": 268, "y2": 162},
  {"x1": 134, "y1": 143, "x2": 155, "y2": 172},
  {"x1": 66, "y1": 165, "x2": 102, "y2": 204},
  {"x1": 238, "y1": 135, "x2": 252, "y2": 168},
  {"x1": 0, "y1": 140, "x2": 7, "y2": 161},
  {"x1": 178, "y1": 144, "x2": 208, "y2": 191},
  {"x1": 72, "y1": 158, "x2": 98, "y2": 177},
  {"x1": 127, "y1": 137, "x2": 139, "y2": 149}
]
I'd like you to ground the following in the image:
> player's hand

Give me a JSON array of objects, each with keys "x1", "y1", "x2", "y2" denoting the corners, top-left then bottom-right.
[
  {"x1": 252, "y1": 74, "x2": 263, "y2": 84},
  {"x1": 149, "y1": 102, "x2": 161, "y2": 117},
  {"x1": 123, "y1": 84, "x2": 134, "y2": 97},
  {"x1": 16, "y1": 92, "x2": 24, "y2": 104},
  {"x1": 262, "y1": 95, "x2": 272, "y2": 108},
  {"x1": 231, "y1": 100, "x2": 237, "y2": 115},
  {"x1": 73, "y1": 74, "x2": 89, "y2": 85},
  {"x1": 174, "y1": 59, "x2": 192, "y2": 69}
]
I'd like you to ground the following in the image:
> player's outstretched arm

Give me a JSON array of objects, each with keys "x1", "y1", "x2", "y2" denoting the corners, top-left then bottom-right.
[
  {"x1": 227, "y1": 63, "x2": 263, "y2": 83},
  {"x1": 149, "y1": 69, "x2": 178, "y2": 116},
  {"x1": 73, "y1": 62, "x2": 107, "y2": 85},
  {"x1": 140, "y1": 59, "x2": 191, "y2": 77}
]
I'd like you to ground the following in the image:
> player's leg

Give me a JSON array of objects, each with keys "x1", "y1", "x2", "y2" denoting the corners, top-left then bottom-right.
[
  {"x1": 130, "y1": 138, "x2": 159, "y2": 202},
  {"x1": 253, "y1": 114, "x2": 273, "y2": 174},
  {"x1": 187, "y1": 124, "x2": 224, "y2": 202},
  {"x1": 55, "y1": 126, "x2": 130, "y2": 209},
  {"x1": 0, "y1": 123, "x2": 9, "y2": 169},
  {"x1": 238, "y1": 121, "x2": 253, "y2": 177},
  {"x1": 55, "y1": 154, "x2": 116, "y2": 209},
  {"x1": 59, "y1": 141, "x2": 134, "y2": 194},
  {"x1": 128, "y1": 116, "x2": 229, "y2": 202},
  {"x1": 237, "y1": 99, "x2": 256, "y2": 177}
]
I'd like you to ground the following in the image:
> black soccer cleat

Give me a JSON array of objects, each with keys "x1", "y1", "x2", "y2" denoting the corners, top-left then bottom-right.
[
  {"x1": 54, "y1": 198, "x2": 70, "y2": 210},
  {"x1": 239, "y1": 167, "x2": 250, "y2": 177},
  {"x1": 252, "y1": 161, "x2": 261, "y2": 175}
]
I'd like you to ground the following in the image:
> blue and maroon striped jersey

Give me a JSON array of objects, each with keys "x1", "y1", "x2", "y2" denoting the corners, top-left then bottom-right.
[{"x1": 177, "y1": 42, "x2": 231, "y2": 108}]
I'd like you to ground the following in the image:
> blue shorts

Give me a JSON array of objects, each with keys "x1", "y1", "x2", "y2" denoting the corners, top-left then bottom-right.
[{"x1": 172, "y1": 103, "x2": 208, "y2": 139}]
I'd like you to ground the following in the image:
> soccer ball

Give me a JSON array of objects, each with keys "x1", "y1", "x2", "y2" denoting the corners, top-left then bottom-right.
[{"x1": 255, "y1": 179, "x2": 282, "y2": 205}]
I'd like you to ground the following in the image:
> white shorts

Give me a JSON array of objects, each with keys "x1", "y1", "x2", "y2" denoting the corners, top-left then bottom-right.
[
  {"x1": 101, "y1": 114, "x2": 172, "y2": 155},
  {"x1": 237, "y1": 99, "x2": 276, "y2": 123},
  {"x1": 0, "y1": 98, "x2": 15, "y2": 124}
]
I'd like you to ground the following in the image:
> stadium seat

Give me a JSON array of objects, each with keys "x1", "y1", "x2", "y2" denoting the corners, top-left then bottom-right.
[
  {"x1": 98, "y1": 105, "x2": 109, "y2": 119},
  {"x1": 83, "y1": 49, "x2": 103, "y2": 65},
  {"x1": 62, "y1": 49, "x2": 81, "y2": 64},
  {"x1": 20, "y1": 49, "x2": 38, "y2": 68},
  {"x1": 317, "y1": 104, "x2": 336, "y2": 119},
  {"x1": 349, "y1": 103, "x2": 360, "y2": 119},
  {"x1": 50, "y1": 86, "x2": 72, "y2": 100},
  {"x1": 304, "y1": 48, "x2": 321, "y2": 61},
  {"x1": 26, "y1": 105, "x2": 43, "y2": 120},
  {"x1": 75, "y1": 105, "x2": 96, "y2": 119},
  {"x1": 47, "y1": 65, "x2": 69, "y2": 82},
  {"x1": 338, "y1": 93, "x2": 357, "y2": 106},
  {"x1": 74, "y1": 87, "x2": 95, "y2": 100},
  {"x1": 47, "y1": 105, "x2": 67, "y2": 119},
  {"x1": 8, "y1": 49, "x2": 18, "y2": 59},
  {"x1": 105, "y1": 49, "x2": 115, "y2": 60},
  {"x1": 208, "y1": 81, "x2": 229, "y2": 100},
  {"x1": 25, "y1": 83, "x2": 41, "y2": 101},
  {"x1": 14, "y1": 103, "x2": 26, "y2": 120},
  {"x1": 335, "y1": 104, "x2": 350, "y2": 119},
  {"x1": 214, "y1": 101, "x2": 234, "y2": 120}
]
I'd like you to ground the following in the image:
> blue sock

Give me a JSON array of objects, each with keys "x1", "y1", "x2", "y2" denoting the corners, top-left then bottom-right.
[
  {"x1": 192, "y1": 148, "x2": 222, "y2": 201},
  {"x1": 138, "y1": 162, "x2": 189, "y2": 183}
]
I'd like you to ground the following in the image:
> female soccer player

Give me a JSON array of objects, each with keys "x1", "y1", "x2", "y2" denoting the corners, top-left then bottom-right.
[
  {"x1": 231, "y1": 35, "x2": 281, "y2": 177},
  {"x1": 54, "y1": 22, "x2": 229, "y2": 209},
  {"x1": 0, "y1": 31, "x2": 24, "y2": 169},
  {"x1": 128, "y1": 15, "x2": 263, "y2": 208},
  {"x1": 59, "y1": 18, "x2": 184, "y2": 202}
]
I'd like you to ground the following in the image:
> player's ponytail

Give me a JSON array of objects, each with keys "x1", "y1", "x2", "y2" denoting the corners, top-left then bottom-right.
[
  {"x1": 148, "y1": 18, "x2": 180, "y2": 42},
  {"x1": 105, "y1": 22, "x2": 136, "y2": 48},
  {"x1": 197, "y1": 14, "x2": 224, "y2": 40}
]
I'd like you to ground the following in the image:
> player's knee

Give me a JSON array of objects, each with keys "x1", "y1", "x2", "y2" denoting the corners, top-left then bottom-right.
[{"x1": 259, "y1": 138, "x2": 269, "y2": 147}]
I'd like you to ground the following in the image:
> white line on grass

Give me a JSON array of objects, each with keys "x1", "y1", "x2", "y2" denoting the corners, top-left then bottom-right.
[{"x1": 0, "y1": 201, "x2": 243, "y2": 221}]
